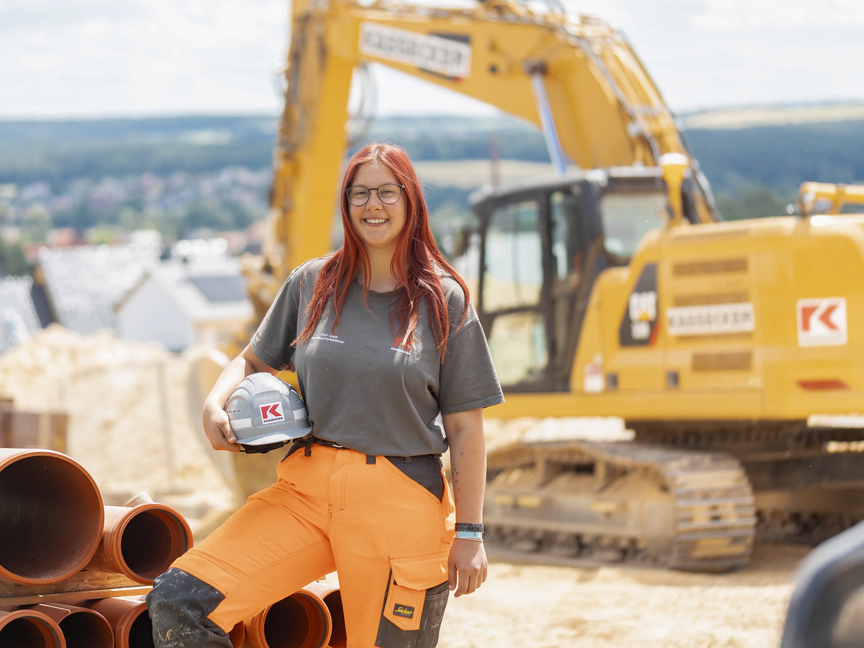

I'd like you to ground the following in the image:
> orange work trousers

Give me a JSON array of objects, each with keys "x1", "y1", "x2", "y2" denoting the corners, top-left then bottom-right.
[{"x1": 173, "y1": 443, "x2": 456, "y2": 648}]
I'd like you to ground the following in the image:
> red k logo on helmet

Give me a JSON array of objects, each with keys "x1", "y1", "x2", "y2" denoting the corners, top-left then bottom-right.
[{"x1": 260, "y1": 402, "x2": 285, "y2": 424}]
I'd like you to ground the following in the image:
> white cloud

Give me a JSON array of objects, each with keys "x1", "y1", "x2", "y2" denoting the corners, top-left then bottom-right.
[
  {"x1": 1, "y1": 0, "x2": 862, "y2": 118},
  {"x1": 694, "y1": 0, "x2": 864, "y2": 32},
  {"x1": 563, "y1": 0, "x2": 864, "y2": 111},
  {"x1": 0, "y1": 0, "x2": 288, "y2": 117}
]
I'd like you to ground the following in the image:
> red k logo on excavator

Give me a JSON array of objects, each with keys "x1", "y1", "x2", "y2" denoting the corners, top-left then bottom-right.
[
  {"x1": 260, "y1": 402, "x2": 285, "y2": 424},
  {"x1": 797, "y1": 298, "x2": 847, "y2": 347}
]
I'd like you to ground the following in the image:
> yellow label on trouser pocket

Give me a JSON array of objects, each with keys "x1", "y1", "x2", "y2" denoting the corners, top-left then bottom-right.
[{"x1": 384, "y1": 581, "x2": 425, "y2": 631}]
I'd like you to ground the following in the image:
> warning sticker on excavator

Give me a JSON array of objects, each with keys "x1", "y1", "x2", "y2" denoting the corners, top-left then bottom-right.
[
  {"x1": 360, "y1": 23, "x2": 472, "y2": 79},
  {"x1": 583, "y1": 355, "x2": 604, "y2": 393},
  {"x1": 797, "y1": 298, "x2": 847, "y2": 347}
]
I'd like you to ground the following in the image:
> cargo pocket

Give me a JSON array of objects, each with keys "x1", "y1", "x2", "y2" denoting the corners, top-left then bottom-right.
[{"x1": 375, "y1": 547, "x2": 451, "y2": 648}]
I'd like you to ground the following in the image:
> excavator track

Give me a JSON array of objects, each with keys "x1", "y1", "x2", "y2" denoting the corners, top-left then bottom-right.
[{"x1": 484, "y1": 440, "x2": 756, "y2": 571}]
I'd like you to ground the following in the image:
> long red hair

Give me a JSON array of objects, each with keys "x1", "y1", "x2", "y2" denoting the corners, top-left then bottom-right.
[{"x1": 294, "y1": 143, "x2": 469, "y2": 358}]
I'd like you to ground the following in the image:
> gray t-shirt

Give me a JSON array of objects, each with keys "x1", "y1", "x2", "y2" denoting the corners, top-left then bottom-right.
[{"x1": 250, "y1": 258, "x2": 504, "y2": 456}]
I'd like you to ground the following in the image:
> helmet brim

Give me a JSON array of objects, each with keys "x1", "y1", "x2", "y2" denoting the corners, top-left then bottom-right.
[{"x1": 240, "y1": 432, "x2": 297, "y2": 446}]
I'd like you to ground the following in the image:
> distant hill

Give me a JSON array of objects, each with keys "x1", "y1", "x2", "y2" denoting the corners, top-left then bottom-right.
[
  {"x1": 2, "y1": 104, "x2": 863, "y2": 199},
  {"x1": 682, "y1": 103, "x2": 864, "y2": 130},
  {"x1": 0, "y1": 115, "x2": 277, "y2": 144}
]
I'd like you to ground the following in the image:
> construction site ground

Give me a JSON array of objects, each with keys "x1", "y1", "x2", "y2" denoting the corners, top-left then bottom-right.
[{"x1": 0, "y1": 327, "x2": 812, "y2": 647}]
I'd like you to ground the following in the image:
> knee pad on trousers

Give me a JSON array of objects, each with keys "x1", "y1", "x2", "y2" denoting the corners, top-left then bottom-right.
[{"x1": 146, "y1": 568, "x2": 233, "y2": 648}]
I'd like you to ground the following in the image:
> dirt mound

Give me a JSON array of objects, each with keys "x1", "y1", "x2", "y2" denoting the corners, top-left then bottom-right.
[{"x1": 0, "y1": 325, "x2": 233, "y2": 515}]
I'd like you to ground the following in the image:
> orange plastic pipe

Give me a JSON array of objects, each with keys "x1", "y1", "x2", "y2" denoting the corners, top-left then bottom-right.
[
  {"x1": 302, "y1": 582, "x2": 346, "y2": 648},
  {"x1": 86, "y1": 503, "x2": 193, "y2": 585},
  {"x1": 84, "y1": 596, "x2": 151, "y2": 648},
  {"x1": 245, "y1": 589, "x2": 332, "y2": 648},
  {"x1": 32, "y1": 603, "x2": 113, "y2": 648},
  {"x1": 228, "y1": 620, "x2": 246, "y2": 648},
  {"x1": 0, "y1": 449, "x2": 104, "y2": 584},
  {"x1": 0, "y1": 607, "x2": 66, "y2": 647}
]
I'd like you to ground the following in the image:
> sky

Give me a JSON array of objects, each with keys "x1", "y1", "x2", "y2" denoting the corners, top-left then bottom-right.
[{"x1": 2, "y1": 0, "x2": 863, "y2": 119}]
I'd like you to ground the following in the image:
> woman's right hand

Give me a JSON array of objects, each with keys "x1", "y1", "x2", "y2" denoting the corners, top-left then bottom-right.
[
  {"x1": 200, "y1": 344, "x2": 279, "y2": 452},
  {"x1": 203, "y1": 399, "x2": 242, "y2": 452}
]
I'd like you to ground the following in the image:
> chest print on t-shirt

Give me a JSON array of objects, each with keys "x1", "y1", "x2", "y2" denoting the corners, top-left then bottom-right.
[{"x1": 310, "y1": 332, "x2": 344, "y2": 345}]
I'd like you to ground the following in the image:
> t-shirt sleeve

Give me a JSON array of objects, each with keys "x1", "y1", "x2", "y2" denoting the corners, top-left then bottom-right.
[
  {"x1": 438, "y1": 303, "x2": 505, "y2": 414},
  {"x1": 250, "y1": 265, "x2": 306, "y2": 371}
]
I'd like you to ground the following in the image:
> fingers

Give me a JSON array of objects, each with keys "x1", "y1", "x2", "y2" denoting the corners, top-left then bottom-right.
[
  {"x1": 453, "y1": 565, "x2": 486, "y2": 597},
  {"x1": 448, "y1": 540, "x2": 488, "y2": 597},
  {"x1": 203, "y1": 409, "x2": 241, "y2": 452},
  {"x1": 449, "y1": 543, "x2": 488, "y2": 597},
  {"x1": 214, "y1": 425, "x2": 241, "y2": 453},
  {"x1": 221, "y1": 420, "x2": 237, "y2": 446}
]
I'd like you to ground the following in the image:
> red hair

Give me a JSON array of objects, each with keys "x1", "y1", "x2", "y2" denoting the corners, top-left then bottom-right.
[{"x1": 295, "y1": 143, "x2": 468, "y2": 358}]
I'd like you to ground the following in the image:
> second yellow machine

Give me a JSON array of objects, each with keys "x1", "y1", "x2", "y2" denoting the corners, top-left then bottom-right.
[{"x1": 236, "y1": 0, "x2": 864, "y2": 571}]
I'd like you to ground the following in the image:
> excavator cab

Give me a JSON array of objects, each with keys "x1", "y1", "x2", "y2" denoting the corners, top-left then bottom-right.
[{"x1": 464, "y1": 168, "x2": 675, "y2": 394}]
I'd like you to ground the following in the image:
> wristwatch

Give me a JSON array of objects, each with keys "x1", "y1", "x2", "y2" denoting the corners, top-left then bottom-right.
[
  {"x1": 455, "y1": 522, "x2": 484, "y2": 541},
  {"x1": 455, "y1": 523, "x2": 485, "y2": 533}
]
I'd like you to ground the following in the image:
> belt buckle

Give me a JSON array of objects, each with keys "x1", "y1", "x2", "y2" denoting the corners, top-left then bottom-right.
[{"x1": 314, "y1": 437, "x2": 344, "y2": 449}]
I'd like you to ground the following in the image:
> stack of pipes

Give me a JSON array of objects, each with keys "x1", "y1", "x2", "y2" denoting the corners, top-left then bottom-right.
[{"x1": 0, "y1": 448, "x2": 347, "y2": 648}]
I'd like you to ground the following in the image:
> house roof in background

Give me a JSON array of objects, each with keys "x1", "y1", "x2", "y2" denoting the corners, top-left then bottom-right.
[
  {"x1": 0, "y1": 275, "x2": 42, "y2": 354},
  {"x1": 187, "y1": 274, "x2": 247, "y2": 303},
  {"x1": 117, "y1": 256, "x2": 252, "y2": 323},
  {"x1": 38, "y1": 244, "x2": 161, "y2": 335}
]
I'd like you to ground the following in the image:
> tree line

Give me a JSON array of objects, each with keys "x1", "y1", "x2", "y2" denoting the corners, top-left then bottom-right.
[{"x1": 2, "y1": 115, "x2": 863, "y2": 200}]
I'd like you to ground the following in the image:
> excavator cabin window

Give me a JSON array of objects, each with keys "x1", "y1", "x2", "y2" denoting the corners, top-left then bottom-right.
[
  {"x1": 470, "y1": 170, "x2": 679, "y2": 394},
  {"x1": 475, "y1": 188, "x2": 586, "y2": 392},
  {"x1": 601, "y1": 191, "x2": 667, "y2": 258},
  {"x1": 481, "y1": 197, "x2": 547, "y2": 389}
]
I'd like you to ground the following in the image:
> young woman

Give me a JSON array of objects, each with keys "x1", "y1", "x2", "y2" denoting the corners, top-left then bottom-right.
[{"x1": 147, "y1": 143, "x2": 504, "y2": 648}]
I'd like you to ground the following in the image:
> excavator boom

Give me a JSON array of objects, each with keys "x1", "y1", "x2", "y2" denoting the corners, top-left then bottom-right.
[{"x1": 247, "y1": 0, "x2": 714, "y2": 322}]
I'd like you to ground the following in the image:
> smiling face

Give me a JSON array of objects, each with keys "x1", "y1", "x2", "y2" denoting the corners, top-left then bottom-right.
[{"x1": 347, "y1": 161, "x2": 408, "y2": 259}]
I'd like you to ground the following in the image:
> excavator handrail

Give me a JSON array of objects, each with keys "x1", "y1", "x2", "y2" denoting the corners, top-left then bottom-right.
[{"x1": 798, "y1": 181, "x2": 864, "y2": 216}]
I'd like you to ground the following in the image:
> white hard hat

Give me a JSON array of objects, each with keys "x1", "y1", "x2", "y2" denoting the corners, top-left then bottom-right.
[{"x1": 225, "y1": 373, "x2": 312, "y2": 453}]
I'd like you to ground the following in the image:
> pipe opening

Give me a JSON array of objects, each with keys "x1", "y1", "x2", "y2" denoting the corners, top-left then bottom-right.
[
  {"x1": 126, "y1": 608, "x2": 154, "y2": 648},
  {"x1": 0, "y1": 454, "x2": 103, "y2": 582},
  {"x1": 120, "y1": 510, "x2": 189, "y2": 579},
  {"x1": 264, "y1": 594, "x2": 328, "y2": 648},
  {"x1": 0, "y1": 617, "x2": 59, "y2": 648},
  {"x1": 321, "y1": 592, "x2": 346, "y2": 648},
  {"x1": 58, "y1": 612, "x2": 114, "y2": 648}
]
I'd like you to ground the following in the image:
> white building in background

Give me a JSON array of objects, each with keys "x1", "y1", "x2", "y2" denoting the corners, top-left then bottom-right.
[
  {"x1": 115, "y1": 255, "x2": 252, "y2": 352},
  {"x1": 36, "y1": 243, "x2": 162, "y2": 335},
  {"x1": 0, "y1": 276, "x2": 42, "y2": 354}
]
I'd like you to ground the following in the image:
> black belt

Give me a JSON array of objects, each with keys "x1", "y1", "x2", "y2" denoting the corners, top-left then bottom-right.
[
  {"x1": 287, "y1": 436, "x2": 445, "y2": 500},
  {"x1": 288, "y1": 435, "x2": 344, "y2": 457},
  {"x1": 310, "y1": 436, "x2": 346, "y2": 449}
]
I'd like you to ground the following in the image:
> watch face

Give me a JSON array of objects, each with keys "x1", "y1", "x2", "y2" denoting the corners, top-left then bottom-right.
[{"x1": 455, "y1": 523, "x2": 484, "y2": 532}]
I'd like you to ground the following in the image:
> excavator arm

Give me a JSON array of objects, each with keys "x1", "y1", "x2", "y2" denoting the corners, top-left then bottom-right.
[{"x1": 244, "y1": 0, "x2": 717, "y2": 323}]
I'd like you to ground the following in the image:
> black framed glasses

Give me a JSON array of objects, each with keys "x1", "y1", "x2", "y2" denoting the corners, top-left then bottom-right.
[{"x1": 346, "y1": 183, "x2": 404, "y2": 206}]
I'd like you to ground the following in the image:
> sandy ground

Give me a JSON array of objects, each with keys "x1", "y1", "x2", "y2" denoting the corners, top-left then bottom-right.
[
  {"x1": 0, "y1": 328, "x2": 813, "y2": 647},
  {"x1": 438, "y1": 542, "x2": 807, "y2": 648}
]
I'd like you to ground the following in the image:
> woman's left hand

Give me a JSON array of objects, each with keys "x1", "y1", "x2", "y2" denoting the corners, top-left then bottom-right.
[{"x1": 448, "y1": 539, "x2": 488, "y2": 597}]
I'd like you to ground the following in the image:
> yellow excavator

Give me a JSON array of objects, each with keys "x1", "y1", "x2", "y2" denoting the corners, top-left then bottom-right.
[{"x1": 211, "y1": 0, "x2": 864, "y2": 571}]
